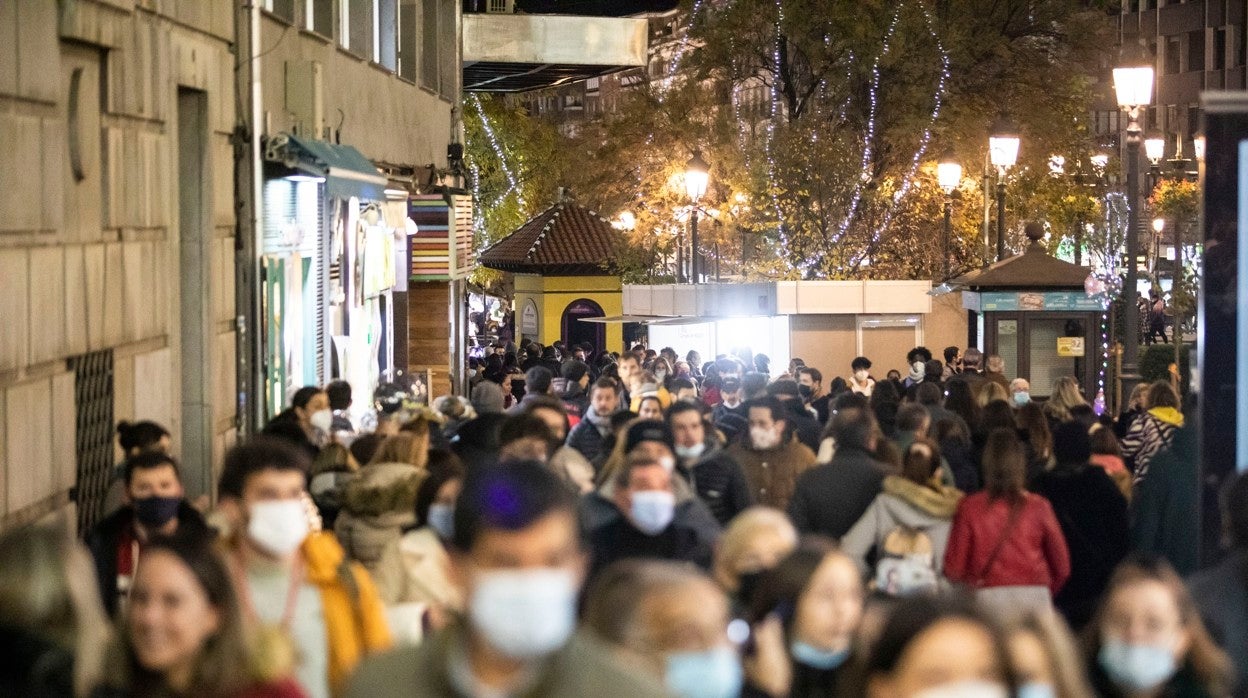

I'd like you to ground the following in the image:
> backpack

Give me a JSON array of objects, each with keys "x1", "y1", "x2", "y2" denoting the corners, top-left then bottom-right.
[{"x1": 872, "y1": 525, "x2": 940, "y2": 596}]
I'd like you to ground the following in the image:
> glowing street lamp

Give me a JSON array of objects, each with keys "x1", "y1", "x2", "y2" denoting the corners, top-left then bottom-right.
[
  {"x1": 1144, "y1": 133, "x2": 1166, "y2": 164},
  {"x1": 684, "y1": 151, "x2": 711, "y2": 283},
  {"x1": 1114, "y1": 45, "x2": 1155, "y2": 402},
  {"x1": 988, "y1": 117, "x2": 1021, "y2": 262},
  {"x1": 937, "y1": 149, "x2": 962, "y2": 279}
]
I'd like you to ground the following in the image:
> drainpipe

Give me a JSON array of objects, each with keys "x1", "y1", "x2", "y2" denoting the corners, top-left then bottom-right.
[{"x1": 235, "y1": 0, "x2": 265, "y2": 435}]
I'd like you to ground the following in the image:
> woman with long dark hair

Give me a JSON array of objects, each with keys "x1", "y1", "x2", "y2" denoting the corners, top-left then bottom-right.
[{"x1": 943, "y1": 429, "x2": 1070, "y2": 619}]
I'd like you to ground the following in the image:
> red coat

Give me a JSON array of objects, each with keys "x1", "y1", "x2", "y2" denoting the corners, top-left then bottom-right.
[{"x1": 943, "y1": 491, "x2": 1071, "y2": 594}]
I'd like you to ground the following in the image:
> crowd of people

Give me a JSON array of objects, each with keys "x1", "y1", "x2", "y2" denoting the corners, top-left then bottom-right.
[{"x1": 1, "y1": 339, "x2": 1245, "y2": 698}]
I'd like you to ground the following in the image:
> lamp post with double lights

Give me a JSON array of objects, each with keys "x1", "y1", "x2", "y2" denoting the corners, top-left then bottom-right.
[
  {"x1": 684, "y1": 151, "x2": 710, "y2": 284},
  {"x1": 937, "y1": 149, "x2": 962, "y2": 279},
  {"x1": 988, "y1": 117, "x2": 1021, "y2": 262},
  {"x1": 1112, "y1": 49, "x2": 1155, "y2": 402}
]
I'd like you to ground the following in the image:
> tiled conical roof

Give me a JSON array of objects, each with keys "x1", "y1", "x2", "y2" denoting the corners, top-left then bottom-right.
[{"x1": 478, "y1": 200, "x2": 622, "y2": 275}]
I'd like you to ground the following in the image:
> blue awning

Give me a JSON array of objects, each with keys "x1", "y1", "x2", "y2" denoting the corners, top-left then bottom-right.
[{"x1": 283, "y1": 134, "x2": 389, "y2": 201}]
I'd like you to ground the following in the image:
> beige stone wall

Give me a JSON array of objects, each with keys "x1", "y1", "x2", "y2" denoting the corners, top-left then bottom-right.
[
  {"x1": 0, "y1": 0, "x2": 237, "y2": 529},
  {"x1": 258, "y1": 13, "x2": 455, "y2": 170}
]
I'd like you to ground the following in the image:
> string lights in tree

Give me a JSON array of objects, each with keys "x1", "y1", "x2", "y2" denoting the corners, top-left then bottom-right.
[{"x1": 468, "y1": 94, "x2": 526, "y2": 209}]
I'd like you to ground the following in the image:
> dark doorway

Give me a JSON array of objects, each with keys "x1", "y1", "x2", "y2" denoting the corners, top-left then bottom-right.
[{"x1": 562, "y1": 298, "x2": 605, "y2": 355}]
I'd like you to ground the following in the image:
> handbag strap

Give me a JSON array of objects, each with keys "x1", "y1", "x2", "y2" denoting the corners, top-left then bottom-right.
[{"x1": 975, "y1": 497, "x2": 1024, "y2": 586}]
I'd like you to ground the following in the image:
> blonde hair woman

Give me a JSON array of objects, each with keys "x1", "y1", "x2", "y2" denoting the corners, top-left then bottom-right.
[
  {"x1": 711, "y1": 507, "x2": 799, "y2": 605},
  {"x1": 1044, "y1": 376, "x2": 1087, "y2": 425},
  {"x1": 0, "y1": 525, "x2": 110, "y2": 697}
]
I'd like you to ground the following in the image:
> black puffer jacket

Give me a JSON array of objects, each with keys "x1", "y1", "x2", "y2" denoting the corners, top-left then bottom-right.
[{"x1": 676, "y1": 441, "x2": 754, "y2": 526}]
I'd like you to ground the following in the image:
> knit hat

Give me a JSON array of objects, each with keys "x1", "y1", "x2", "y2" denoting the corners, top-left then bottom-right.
[
  {"x1": 908, "y1": 361, "x2": 925, "y2": 383},
  {"x1": 1052, "y1": 421, "x2": 1092, "y2": 465},
  {"x1": 625, "y1": 420, "x2": 675, "y2": 454},
  {"x1": 471, "y1": 381, "x2": 506, "y2": 415}
]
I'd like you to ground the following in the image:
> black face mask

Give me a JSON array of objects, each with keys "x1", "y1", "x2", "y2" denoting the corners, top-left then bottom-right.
[
  {"x1": 133, "y1": 496, "x2": 182, "y2": 527},
  {"x1": 798, "y1": 384, "x2": 814, "y2": 399}
]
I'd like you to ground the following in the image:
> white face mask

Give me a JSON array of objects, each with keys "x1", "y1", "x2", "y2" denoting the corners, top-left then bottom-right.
[
  {"x1": 854, "y1": 369, "x2": 869, "y2": 383},
  {"x1": 308, "y1": 408, "x2": 333, "y2": 433},
  {"x1": 675, "y1": 442, "x2": 706, "y2": 460},
  {"x1": 750, "y1": 426, "x2": 781, "y2": 450},
  {"x1": 630, "y1": 490, "x2": 676, "y2": 535},
  {"x1": 247, "y1": 500, "x2": 310, "y2": 556},
  {"x1": 912, "y1": 680, "x2": 1009, "y2": 698},
  {"x1": 658, "y1": 455, "x2": 677, "y2": 473},
  {"x1": 469, "y1": 568, "x2": 578, "y2": 659}
]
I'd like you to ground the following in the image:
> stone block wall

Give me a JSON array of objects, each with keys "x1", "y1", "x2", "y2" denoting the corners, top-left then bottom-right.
[{"x1": 0, "y1": 0, "x2": 237, "y2": 530}]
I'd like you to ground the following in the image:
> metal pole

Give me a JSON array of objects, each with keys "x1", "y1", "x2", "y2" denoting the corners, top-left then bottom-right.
[
  {"x1": 995, "y1": 179, "x2": 1006, "y2": 262},
  {"x1": 1174, "y1": 214, "x2": 1183, "y2": 368},
  {"x1": 690, "y1": 207, "x2": 700, "y2": 284},
  {"x1": 1121, "y1": 115, "x2": 1144, "y2": 401},
  {"x1": 1074, "y1": 211, "x2": 1083, "y2": 266},
  {"x1": 676, "y1": 229, "x2": 685, "y2": 283},
  {"x1": 942, "y1": 196, "x2": 952, "y2": 279}
]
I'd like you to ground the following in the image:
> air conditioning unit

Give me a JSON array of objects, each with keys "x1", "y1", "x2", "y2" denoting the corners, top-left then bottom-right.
[{"x1": 486, "y1": 0, "x2": 514, "y2": 13}]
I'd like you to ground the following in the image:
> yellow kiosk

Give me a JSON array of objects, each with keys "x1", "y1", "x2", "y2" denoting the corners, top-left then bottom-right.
[{"x1": 479, "y1": 199, "x2": 624, "y2": 353}]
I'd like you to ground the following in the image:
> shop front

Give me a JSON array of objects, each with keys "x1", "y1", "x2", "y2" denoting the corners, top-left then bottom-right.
[{"x1": 261, "y1": 133, "x2": 395, "y2": 420}]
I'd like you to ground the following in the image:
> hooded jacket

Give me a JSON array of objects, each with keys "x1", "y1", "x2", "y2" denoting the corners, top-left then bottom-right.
[
  {"x1": 333, "y1": 462, "x2": 425, "y2": 604},
  {"x1": 1121, "y1": 406, "x2": 1184, "y2": 483},
  {"x1": 676, "y1": 439, "x2": 754, "y2": 526},
  {"x1": 840, "y1": 475, "x2": 963, "y2": 575}
]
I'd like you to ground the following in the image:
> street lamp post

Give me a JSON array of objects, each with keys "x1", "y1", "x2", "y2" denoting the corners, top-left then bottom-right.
[
  {"x1": 937, "y1": 149, "x2": 962, "y2": 279},
  {"x1": 1113, "y1": 50, "x2": 1155, "y2": 402},
  {"x1": 684, "y1": 151, "x2": 710, "y2": 284},
  {"x1": 988, "y1": 118, "x2": 1021, "y2": 262}
]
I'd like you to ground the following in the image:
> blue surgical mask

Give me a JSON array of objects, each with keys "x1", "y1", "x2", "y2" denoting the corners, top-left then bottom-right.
[
  {"x1": 630, "y1": 490, "x2": 676, "y2": 535},
  {"x1": 1016, "y1": 682, "x2": 1057, "y2": 698},
  {"x1": 674, "y1": 442, "x2": 706, "y2": 460},
  {"x1": 133, "y1": 495, "x2": 182, "y2": 527},
  {"x1": 1098, "y1": 639, "x2": 1178, "y2": 692},
  {"x1": 1014, "y1": 391, "x2": 1031, "y2": 406},
  {"x1": 790, "y1": 640, "x2": 850, "y2": 670},
  {"x1": 665, "y1": 646, "x2": 743, "y2": 698},
  {"x1": 426, "y1": 503, "x2": 454, "y2": 540}
]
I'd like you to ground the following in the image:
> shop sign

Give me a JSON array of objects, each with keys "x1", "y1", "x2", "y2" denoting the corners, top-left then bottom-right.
[
  {"x1": 1057, "y1": 337, "x2": 1085, "y2": 357},
  {"x1": 971, "y1": 291, "x2": 1108, "y2": 312},
  {"x1": 521, "y1": 300, "x2": 540, "y2": 336}
]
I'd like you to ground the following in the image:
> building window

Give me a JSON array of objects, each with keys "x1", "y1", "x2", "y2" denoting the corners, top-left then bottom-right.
[
  {"x1": 437, "y1": 0, "x2": 456, "y2": 100},
  {"x1": 1188, "y1": 29, "x2": 1205, "y2": 72},
  {"x1": 379, "y1": 0, "x2": 398, "y2": 69},
  {"x1": 398, "y1": 1, "x2": 418, "y2": 81},
  {"x1": 1165, "y1": 35, "x2": 1182, "y2": 74},
  {"x1": 421, "y1": 0, "x2": 438, "y2": 90},
  {"x1": 346, "y1": 0, "x2": 375, "y2": 58},
  {"x1": 1214, "y1": 27, "x2": 1227, "y2": 70},
  {"x1": 308, "y1": 0, "x2": 335, "y2": 36},
  {"x1": 267, "y1": 0, "x2": 296, "y2": 21}
]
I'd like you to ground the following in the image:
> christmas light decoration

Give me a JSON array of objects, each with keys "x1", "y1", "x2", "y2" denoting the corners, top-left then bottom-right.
[{"x1": 469, "y1": 94, "x2": 525, "y2": 209}]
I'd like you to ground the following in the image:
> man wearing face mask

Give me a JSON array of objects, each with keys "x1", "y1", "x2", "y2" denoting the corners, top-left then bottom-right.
[
  {"x1": 726, "y1": 397, "x2": 817, "y2": 510},
  {"x1": 712, "y1": 376, "x2": 748, "y2": 426},
  {"x1": 218, "y1": 437, "x2": 392, "y2": 698},
  {"x1": 346, "y1": 460, "x2": 669, "y2": 698},
  {"x1": 668, "y1": 402, "x2": 753, "y2": 526},
  {"x1": 86, "y1": 452, "x2": 212, "y2": 617},
  {"x1": 262, "y1": 385, "x2": 332, "y2": 458},
  {"x1": 797, "y1": 367, "x2": 831, "y2": 425},
  {"x1": 586, "y1": 453, "x2": 721, "y2": 581},
  {"x1": 1010, "y1": 378, "x2": 1032, "y2": 407}
]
